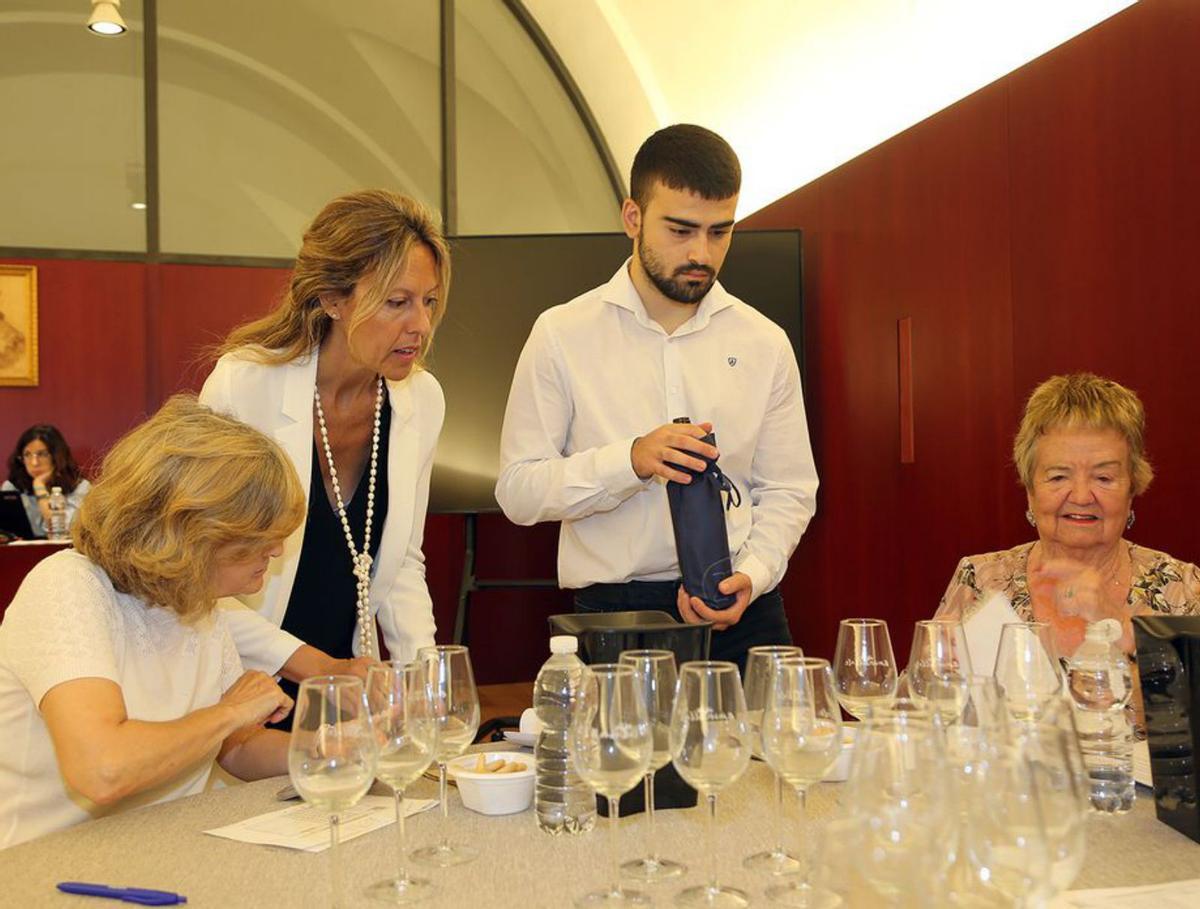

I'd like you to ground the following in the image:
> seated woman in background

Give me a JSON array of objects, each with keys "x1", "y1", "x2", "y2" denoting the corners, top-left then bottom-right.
[
  {"x1": 2, "y1": 425, "x2": 90, "y2": 538},
  {"x1": 200, "y1": 189, "x2": 450, "y2": 689},
  {"x1": 938, "y1": 372, "x2": 1200, "y2": 660},
  {"x1": 0, "y1": 397, "x2": 301, "y2": 848}
]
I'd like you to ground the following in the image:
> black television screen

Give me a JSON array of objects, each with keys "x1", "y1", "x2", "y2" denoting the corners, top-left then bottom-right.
[{"x1": 426, "y1": 230, "x2": 803, "y2": 513}]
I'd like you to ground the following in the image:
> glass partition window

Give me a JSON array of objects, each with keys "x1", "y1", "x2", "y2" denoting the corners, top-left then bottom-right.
[
  {"x1": 0, "y1": 0, "x2": 146, "y2": 252},
  {"x1": 157, "y1": 0, "x2": 442, "y2": 258},
  {"x1": 454, "y1": 0, "x2": 619, "y2": 235}
]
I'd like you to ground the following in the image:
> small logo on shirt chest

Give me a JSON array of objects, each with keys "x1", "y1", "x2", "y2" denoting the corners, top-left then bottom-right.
[{"x1": 727, "y1": 356, "x2": 738, "y2": 367}]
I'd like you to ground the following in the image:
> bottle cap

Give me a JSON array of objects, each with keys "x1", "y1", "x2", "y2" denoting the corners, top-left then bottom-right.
[
  {"x1": 549, "y1": 635, "x2": 578, "y2": 654},
  {"x1": 1085, "y1": 618, "x2": 1123, "y2": 644}
]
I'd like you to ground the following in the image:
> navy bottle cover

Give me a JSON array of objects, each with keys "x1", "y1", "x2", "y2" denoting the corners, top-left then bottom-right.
[{"x1": 666, "y1": 429, "x2": 742, "y2": 610}]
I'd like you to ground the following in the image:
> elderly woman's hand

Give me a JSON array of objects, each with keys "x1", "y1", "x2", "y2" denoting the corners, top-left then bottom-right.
[
  {"x1": 220, "y1": 670, "x2": 294, "y2": 727},
  {"x1": 1029, "y1": 558, "x2": 1133, "y2": 655}
]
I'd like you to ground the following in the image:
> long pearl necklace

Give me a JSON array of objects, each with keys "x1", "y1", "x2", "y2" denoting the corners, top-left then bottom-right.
[{"x1": 314, "y1": 377, "x2": 383, "y2": 659}]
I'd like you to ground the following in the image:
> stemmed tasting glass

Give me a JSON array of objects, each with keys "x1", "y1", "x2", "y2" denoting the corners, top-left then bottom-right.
[
  {"x1": 833, "y1": 619, "x2": 898, "y2": 721},
  {"x1": 288, "y1": 675, "x2": 377, "y2": 909},
  {"x1": 411, "y1": 645, "x2": 481, "y2": 867},
  {"x1": 571, "y1": 663, "x2": 654, "y2": 907},
  {"x1": 761, "y1": 657, "x2": 844, "y2": 907},
  {"x1": 842, "y1": 702, "x2": 954, "y2": 904},
  {"x1": 994, "y1": 622, "x2": 1063, "y2": 723},
  {"x1": 670, "y1": 661, "x2": 755, "y2": 909},
  {"x1": 618, "y1": 649, "x2": 687, "y2": 882},
  {"x1": 365, "y1": 661, "x2": 438, "y2": 904},
  {"x1": 907, "y1": 619, "x2": 974, "y2": 725},
  {"x1": 741, "y1": 644, "x2": 804, "y2": 875}
]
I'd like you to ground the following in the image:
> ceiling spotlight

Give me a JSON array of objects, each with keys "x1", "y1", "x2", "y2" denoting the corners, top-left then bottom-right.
[
  {"x1": 130, "y1": 202, "x2": 147, "y2": 210},
  {"x1": 87, "y1": 0, "x2": 127, "y2": 36}
]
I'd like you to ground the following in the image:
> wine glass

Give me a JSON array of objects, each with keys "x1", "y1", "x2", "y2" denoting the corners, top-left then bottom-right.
[
  {"x1": 843, "y1": 704, "x2": 954, "y2": 904},
  {"x1": 618, "y1": 649, "x2": 686, "y2": 882},
  {"x1": 288, "y1": 675, "x2": 377, "y2": 909},
  {"x1": 670, "y1": 661, "x2": 755, "y2": 909},
  {"x1": 761, "y1": 657, "x2": 843, "y2": 907},
  {"x1": 741, "y1": 644, "x2": 804, "y2": 875},
  {"x1": 833, "y1": 619, "x2": 898, "y2": 721},
  {"x1": 994, "y1": 622, "x2": 1063, "y2": 723},
  {"x1": 411, "y1": 645, "x2": 481, "y2": 867},
  {"x1": 365, "y1": 661, "x2": 437, "y2": 904},
  {"x1": 571, "y1": 663, "x2": 654, "y2": 907},
  {"x1": 907, "y1": 619, "x2": 974, "y2": 724}
]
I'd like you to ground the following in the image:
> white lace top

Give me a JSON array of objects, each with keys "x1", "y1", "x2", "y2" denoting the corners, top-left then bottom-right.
[{"x1": 0, "y1": 550, "x2": 243, "y2": 848}]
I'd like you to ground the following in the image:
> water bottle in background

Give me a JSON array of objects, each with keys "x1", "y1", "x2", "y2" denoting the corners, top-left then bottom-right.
[
  {"x1": 1066, "y1": 618, "x2": 1135, "y2": 813},
  {"x1": 533, "y1": 635, "x2": 596, "y2": 835},
  {"x1": 46, "y1": 487, "x2": 69, "y2": 541}
]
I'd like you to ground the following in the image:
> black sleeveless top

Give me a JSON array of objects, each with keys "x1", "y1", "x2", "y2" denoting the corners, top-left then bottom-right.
[{"x1": 276, "y1": 398, "x2": 391, "y2": 713}]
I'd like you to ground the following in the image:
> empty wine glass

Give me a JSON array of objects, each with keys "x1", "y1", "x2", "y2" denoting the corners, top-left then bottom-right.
[
  {"x1": 908, "y1": 619, "x2": 974, "y2": 724},
  {"x1": 411, "y1": 645, "x2": 480, "y2": 867},
  {"x1": 618, "y1": 649, "x2": 686, "y2": 882},
  {"x1": 288, "y1": 675, "x2": 377, "y2": 909},
  {"x1": 671, "y1": 661, "x2": 754, "y2": 909},
  {"x1": 365, "y1": 661, "x2": 438, "y2": 904},
  {"x1": 571, "y1": 663, "x2": 654, "y2": 907},
  {"x1": 843, "y1": 704, "x2": 954, "y2": 905},
  {"x1": 994, "y1": 622, "x2": 1063, "y2": 723},
  {"x1": 742, "y1": 644, "x2": 804, "y2": 875},
  {"x1": 833, "y1": 619, "x2": 898, "y2": 721},
  {"x1": 761, "y1": 657, "x2": 843, "y2": 907}
]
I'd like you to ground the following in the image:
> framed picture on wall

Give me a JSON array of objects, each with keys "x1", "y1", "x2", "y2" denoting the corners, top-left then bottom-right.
[{"x1": 0, "y1": 264, "x2": 38, "y2": 386}]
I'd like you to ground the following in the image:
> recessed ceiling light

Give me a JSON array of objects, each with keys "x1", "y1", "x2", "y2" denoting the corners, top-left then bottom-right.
[{"x1": 131, "y1": 202, "x2": 147, "y2": 210}]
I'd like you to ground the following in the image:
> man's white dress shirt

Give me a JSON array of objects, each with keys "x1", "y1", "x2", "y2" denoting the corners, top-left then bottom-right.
[{"x1": 496, "y1": 261, "x2": 818, "y2": 602}]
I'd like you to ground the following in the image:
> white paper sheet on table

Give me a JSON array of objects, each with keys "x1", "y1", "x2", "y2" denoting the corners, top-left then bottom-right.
[
  {"x1": 204, "y1": 795, "x2": 436, "y2": 852},
  {"x1": 962, "y1": 591, "x2": 1022, "y2": 673},
  {"x1": 1051, "y1": 878, "x2": 1200, "y2": 907}
]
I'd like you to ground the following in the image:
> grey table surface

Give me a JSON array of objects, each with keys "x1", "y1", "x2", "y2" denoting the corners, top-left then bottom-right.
[{"x1": 2, "y1": 759, "x2": 1198, "y2": 908}]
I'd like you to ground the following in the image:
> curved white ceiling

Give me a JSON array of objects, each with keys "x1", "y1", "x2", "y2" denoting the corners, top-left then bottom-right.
[{"x1": 525, "y1": 0, "x2": 1137, "y2": 217}]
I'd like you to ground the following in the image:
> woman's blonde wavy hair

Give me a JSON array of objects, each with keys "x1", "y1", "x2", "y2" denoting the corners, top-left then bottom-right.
[
  {"x1": 1013, "y1": 372, "x2": 1154, "y2": 495},
  {"x1": 215, "y1": 190, "x2": 451, "y2": 367},
  {"x1": 73, "y1": 396, "x2": 306, "y2": 619}
]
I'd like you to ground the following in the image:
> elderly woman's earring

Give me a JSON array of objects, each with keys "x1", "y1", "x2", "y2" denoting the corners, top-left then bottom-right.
[
  {"x1": 1025, "y1": 508, "x2": 1036, "y2": 527},
  {"x1": 1126, "y1": 510, "x2": 1136, "y2": 530}
]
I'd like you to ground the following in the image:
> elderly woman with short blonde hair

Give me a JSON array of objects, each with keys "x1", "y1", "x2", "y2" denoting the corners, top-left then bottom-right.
[
  {"x1": 0, "y1": 397, "x2": 305, "y2": 848},
  {"x1": 938, "y1": 372, "x2": 1200, "y2": 659}
]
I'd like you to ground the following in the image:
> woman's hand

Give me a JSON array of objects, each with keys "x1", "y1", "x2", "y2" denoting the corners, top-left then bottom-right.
[
  {"x1": 220, "y1": 670, "x2": 293, "y2": 727},
  {"x1": 1029, "y1": 558, "x2": 1132, "y2": 655}
]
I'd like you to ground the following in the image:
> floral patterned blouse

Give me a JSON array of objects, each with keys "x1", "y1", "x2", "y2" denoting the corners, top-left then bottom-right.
[{"x1": 937, "y1": 541, "x2": 1200, "y2": 622}]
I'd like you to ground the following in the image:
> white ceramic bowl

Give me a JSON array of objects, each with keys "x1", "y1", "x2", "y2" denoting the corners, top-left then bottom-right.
[{"x1": 448, "y1": 751, "x2": 535, "y2": 816}]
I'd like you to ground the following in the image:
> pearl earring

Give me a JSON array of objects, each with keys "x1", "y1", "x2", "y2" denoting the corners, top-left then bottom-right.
[{"x1": 1025, "y1": 508, "x2": 1036, "y2": 527}]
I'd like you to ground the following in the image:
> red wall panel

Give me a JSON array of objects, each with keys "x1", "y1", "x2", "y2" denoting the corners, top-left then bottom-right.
[
  {"x1": 0, "y1": 258, "x2": 148, "y2": 472},
  {"x1": 743, "y1": 0, "x2": 1199, "y2": 663}
]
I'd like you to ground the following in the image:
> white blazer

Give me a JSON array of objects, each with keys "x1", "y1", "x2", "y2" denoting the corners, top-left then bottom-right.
[{"x1": 199, "y1": 350, "x2": 443, "y2": 672}]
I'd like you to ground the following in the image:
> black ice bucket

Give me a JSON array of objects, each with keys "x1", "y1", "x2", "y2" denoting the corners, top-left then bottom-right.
[
  {"x1": 1133, "y1": 614, "x2": 1200, "y2": 843},
  {"x1": 547, "y1": 610, "x2": 708, "y2": 815}
]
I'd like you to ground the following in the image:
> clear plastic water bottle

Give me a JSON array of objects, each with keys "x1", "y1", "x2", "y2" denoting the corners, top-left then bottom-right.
[
  {"x1": 46, "y1": 486, "x2": 69, "y2": 541},
  {"x1": 533, "y1": 635, "x2": 595, "y2": 835},
  {"x1": 1066, "y1": 618, "x2": 1135, "y2": 813}
]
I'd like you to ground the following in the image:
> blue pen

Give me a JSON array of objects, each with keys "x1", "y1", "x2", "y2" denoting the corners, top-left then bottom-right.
[{"x1": 56, "y1": 882, "x2": 187, "y2": 905}]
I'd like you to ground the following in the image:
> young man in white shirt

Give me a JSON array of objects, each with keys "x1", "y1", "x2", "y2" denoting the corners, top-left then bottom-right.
[{"x1": 495, "y1": 124, "x2": 818, "y2": 672}]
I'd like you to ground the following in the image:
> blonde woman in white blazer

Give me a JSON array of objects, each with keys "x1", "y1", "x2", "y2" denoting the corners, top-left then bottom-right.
[{"x1": 199, "y1": 190, "x2": 450, "y2": 684}]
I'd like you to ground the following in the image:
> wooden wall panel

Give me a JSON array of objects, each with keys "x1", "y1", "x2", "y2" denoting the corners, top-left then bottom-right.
[
  {"x1": 0, "y1": 258, "x2": 148, "y2": 471},
  {"x1": 1007, "y1": 0, "x2": 1200, "y2": 561},
  {"x1": 155, "y1": 264, "x2": 290, "y2": 396},
  {"x1": 744, "y1": 0, "x2": 1197, "y2": 663}
]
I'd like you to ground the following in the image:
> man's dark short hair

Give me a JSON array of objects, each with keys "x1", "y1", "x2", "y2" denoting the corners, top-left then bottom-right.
[{"x1": 630, "y1": 124, "x2": 741, "y2": 210}]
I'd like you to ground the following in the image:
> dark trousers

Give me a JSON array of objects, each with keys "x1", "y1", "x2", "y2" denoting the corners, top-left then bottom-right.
[{"x1": 573, "y1": 580, "x2": 792, "y2": 677}]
